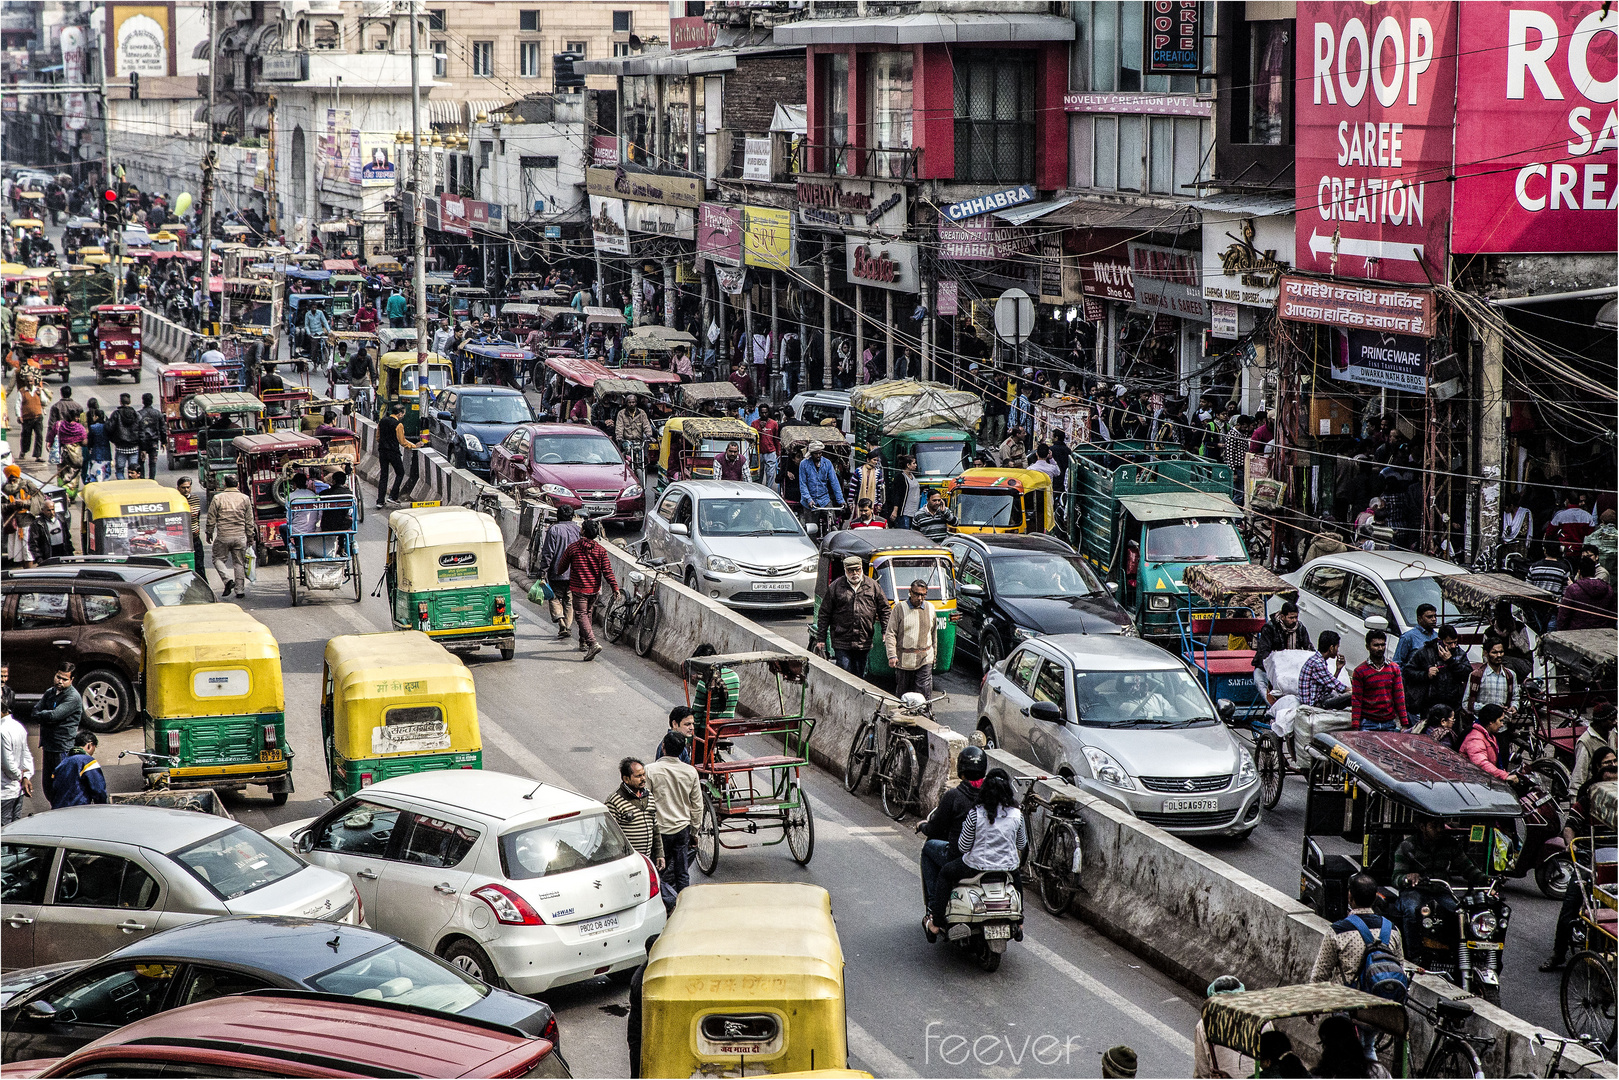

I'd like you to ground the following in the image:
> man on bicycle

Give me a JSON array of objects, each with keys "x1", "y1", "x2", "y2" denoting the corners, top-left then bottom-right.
[
  {"x1": 798, "y1": 440, "x2": 843, "y2": 523},
  {"x1": 615, "y1": 395, "x2": 654, "y2": 474}
]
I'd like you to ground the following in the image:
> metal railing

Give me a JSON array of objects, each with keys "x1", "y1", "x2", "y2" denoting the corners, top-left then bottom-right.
[{"x1": 799, "y1": 141, "x2": 919, "y2": 180}]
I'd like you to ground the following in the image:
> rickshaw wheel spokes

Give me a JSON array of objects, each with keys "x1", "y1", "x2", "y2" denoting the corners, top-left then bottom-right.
[
  {"x1": 1561, "y1": 951, "x2": 1617, "y2": 1049},
  {"x1": 1257, "y1": 738, "x2": 1285, "y2": 810},
  {"x1": 695, "y1": 792, "x2": 720, "y2": 876},
  {"x1": 784, "y1": 788, "x2": 814, "y2": 865}
]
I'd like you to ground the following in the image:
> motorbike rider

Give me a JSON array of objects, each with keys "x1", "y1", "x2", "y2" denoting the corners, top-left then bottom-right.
[
  {"x1": 1390, "y1": 817, "x2": 1489, "y2": 956},
  {"x1": 916, "y1": 744, "x2": 986, "y2": 935},
  {"x1": 926, "y1": 767, "x2": 1027, "y2": 942}
]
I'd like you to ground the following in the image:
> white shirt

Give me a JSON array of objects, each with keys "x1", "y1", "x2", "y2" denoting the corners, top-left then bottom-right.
[
  {"x1": 1502, "y1": 506, "x2": 1532, "y2": 542},
  {"x1": 1551, "y1": 507, "x2": 1595, "y2": 527},
  {"x1": 1, "y1": 713, "x2": 35, "y2": 801}
]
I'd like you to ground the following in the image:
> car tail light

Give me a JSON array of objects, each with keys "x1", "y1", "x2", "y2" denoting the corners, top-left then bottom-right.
[
  {"x1": 541, "y1": 1013, "x2": 560, "y2": 1050},
  {"x1": 359, "y1": 771, "x2": 374, "y2": 787},
  {"x1": 494, "y1": 595, "x2": 507, "y2": 620},
  {"x1": 641, "y1": 852, "x2": 660, "y2": 899},
  {"x1": 166, "y1": 730, "x2": 181, "y2": 755},
  {"x1": 263, "y1": 724, "x2": 278, "y2": 749},
  {"x1": 472, "y1": 883, "x2": 546, "y2": 925}
]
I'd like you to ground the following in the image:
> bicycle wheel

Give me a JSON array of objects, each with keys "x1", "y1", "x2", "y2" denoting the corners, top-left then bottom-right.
[
  {"x1": 1256, "y1": 736, "x2": 1286, "y2": 810},
  {"x1": 695, "y1": 791, "x2": 720, "y2": 876},
  {"x1": 843, "y1": 721, "x2": 874, "y2": 794},
  {"x1": 1038, "y1": 819, "x2": 1081, "y2": 916},
  {"x1": 633, "y1": 596, "x2": 660, "y2": 657},
  {"x1": 1562, "y1": 950, "x2": 1617, "y2": 1049},
  {"x1": 1527, "y1": 757, "x2": 1572, "y2": 804},
  {"x1": 784, "y1": 785, "x2": 814, "y2": 865},
  {"x1": 1423, "y1": 1040, "x2": 1483, "y2": 1080},
  {"x1": 603, "y1": 594, "x2": 632, "y2": 644},
  {"x1": 880, "y1": 739, "x2": 919, "y2": 822}
]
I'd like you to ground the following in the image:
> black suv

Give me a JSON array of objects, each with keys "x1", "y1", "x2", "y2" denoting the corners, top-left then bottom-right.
[
  {"x1": 1, "y1": 557, "x2": 214, "y2": 731},
  {"x1": 941, "y1": 534, "x2": 1135, "y2": 672}
]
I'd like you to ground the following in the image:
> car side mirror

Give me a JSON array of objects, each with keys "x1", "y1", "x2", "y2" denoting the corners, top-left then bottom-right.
[
  {"x1": 670, "y1": 523, "x2": 689, "y2": 537},
  {"x1": 960, "y1": 583, "x2": 985, "y2": 597},
  {"x1": 25, "y1": 1001, "x2": 57, "y2": 1021},
  {"x1": 436, "y1": 410, "x2": 452, "y2": 421},
  {"x1": 295, "y1": 828, "x2": 315, "y2": 854},
  {"x1": 1364, "y1": 615, "x2": 1389, "y2": 632},
  {"x1": 1217, "y1": 698, "x2": 1237, "y2": 723},
  {"x1": 1105, "y1": 581, "x2": 1119, "y2": 595},
  {"x1": 1029, "y1": 700, "x2": 1064, "y2": 724}
]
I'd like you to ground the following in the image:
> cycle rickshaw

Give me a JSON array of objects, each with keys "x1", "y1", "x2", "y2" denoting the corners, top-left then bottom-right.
[
  {"x1": 284, "y1": 488, "x2": 362, "y2": 605},
  {"x1": 1561, "y1": 778, "x2": 1617, "y2": 1054},
  {"x1": 1199, "y1": 984, "x2": 1410, "y2": 1077},
  {"x1": 684, "y1": 651, "x2": 816, "y2": 874},
  {"x1": 1175, "y1": 563, "x2": 1306, "y2": 808}
]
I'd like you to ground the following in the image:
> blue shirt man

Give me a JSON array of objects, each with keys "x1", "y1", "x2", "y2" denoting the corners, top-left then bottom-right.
[
  {"x1": 1392, "y1": 603, "x2": 1439, "y2": 666},
  {"x1": 303, "y1": 305, "x2": 331, "y2": 337},
  {"x1": 798, "y1": 444, "x2": 843, "y2": 510}
]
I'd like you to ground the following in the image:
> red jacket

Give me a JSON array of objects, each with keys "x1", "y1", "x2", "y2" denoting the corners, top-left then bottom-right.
[
  {"x1": 561, "y1": 538, "x2": 618, "y2": 595},
  {"x1": 1459, "y1": 724, "x2": 1512, "y2": 782}
]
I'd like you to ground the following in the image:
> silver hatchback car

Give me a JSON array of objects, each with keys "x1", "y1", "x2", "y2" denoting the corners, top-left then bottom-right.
[
  {"x1": 642, "y1": 480, "x2": 819, "y2": 610},
  {"x1": 976, "y1": 635, "x2": 1262, "y2": 839},
  {"x1": 1, "y1": 806, "x2": 361, "y2": 971}
]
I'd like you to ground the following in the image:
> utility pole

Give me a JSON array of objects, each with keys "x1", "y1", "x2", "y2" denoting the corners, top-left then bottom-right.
[
  {"x1": 96, "y1": 26, "x2": 111, "y2": 187},
  {"x1": 410, "y1": 4, "x2": 428, "y2": 415},
  {"x1": 197, "y1": 0, "x2": 218, "y2": 333}
]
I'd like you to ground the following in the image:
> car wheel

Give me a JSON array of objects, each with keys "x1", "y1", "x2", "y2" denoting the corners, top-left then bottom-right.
[
  {"x1": 78, "y1": 668, "x2": 135, "y2": 733},
  {"x1": 684, "y1": 568, "x2": 699, "y2": 592},
  {"x1": 977, "y1": 720, "x2": 999, "y2": 750},
  {"x1": 979, "y1": 629, "x2": 1005, "y2": 674},
  {"x1": 441, "y1": 938, "x2": 506, "y2": 990},
  {"x1": 453, "y1": 445, "x2": 466, "y2": 471}
]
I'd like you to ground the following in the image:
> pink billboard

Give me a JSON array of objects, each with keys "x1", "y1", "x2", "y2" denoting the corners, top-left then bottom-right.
[
  {"x1": 696, "y1": 203, "x2": 742, "y2": 266},
  {"x1": 1294, "y1": 2, "x2": 1457, "y2": 284},
  {"x1": 1452, "y1": 2, "x2": 1617, "y2": 254}
]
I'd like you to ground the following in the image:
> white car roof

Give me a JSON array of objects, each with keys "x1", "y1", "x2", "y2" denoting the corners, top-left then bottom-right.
[
  {"x1": 365, "y1": 770, "x2": 602, "y2": 830},
  {"x1": 1033, "y1": 634, "x2": 1187, "y2": 672},
  {"x1": 1292, "y1": 549, "x2": 1470, "y2": 582},
  {"x1": 675, "y1": 480, "x2": 786, "y2": 500}
]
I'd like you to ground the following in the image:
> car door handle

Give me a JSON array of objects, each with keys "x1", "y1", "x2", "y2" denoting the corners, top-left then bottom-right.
[
  {"x1": 355, "y1": 869, "x2": 379, "y2": 881},
  {"x1": 52, "y1": 639, "x2": 72, "y2": 646},
  {"x1": 991, "y1": 685, "x2": 1002, "y2": 695},
  {"x1": 1019, "y1": 706, "x2": 1030, "y2": 716},
  {"x1": 433, "y1": 883, "x2": 457, "y2": 895},
  {"x1": 116, "y1": 920, "x2": 146, "y2": 932},
  {"x1": 6, "y1": 915, "x2": 34, "y2": 927}
]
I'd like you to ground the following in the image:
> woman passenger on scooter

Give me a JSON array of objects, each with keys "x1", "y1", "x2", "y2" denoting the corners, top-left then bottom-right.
[{"x1": 926, "y1": 768, "x2": 1027, "y2": 940}]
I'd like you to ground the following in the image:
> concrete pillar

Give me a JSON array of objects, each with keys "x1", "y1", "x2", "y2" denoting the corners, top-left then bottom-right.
[
  {"x1": 744, "y1": 284, "x2": 755, "y2": 388},
  {"x1": 663, "y1": 257, "x2": 675, "y2": 328},
  {"x1": 698, "y1": 262, "x2": 710, "y2": 369},
  {"x1": 769, "y1": 275, "x2": 780, "y2": 400},
  {"x1": 921, "y1": 279, "x2": 932, "y2": 382},
  {"x1": 885, "y1": 290, "x2": 895, "y2": 379},
  {"x1": 854, "y1": 283, "x2": 865, "y2": 383},
  {"x1": 821, "y1": 250, "x2": 833, "y2": 390},
  {"x1": 630, "y1": 262, "x2": 644, "y2": 326},
  {"x1": 1477, "y1": 324, "x2": 1505, "y2": 550}
]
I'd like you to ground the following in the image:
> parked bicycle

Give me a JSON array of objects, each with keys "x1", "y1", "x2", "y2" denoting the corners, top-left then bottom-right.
[
  {"x1": 604, "y1": 557, "x2": 676, "y2": 657},
  {"x1": 844, "y1": 690, "x2": 936, "y2": 821},
  {"x1": 1409, "y1": 997, "x2": 1495, "y2": 1079},
  {"x1": 463, "y1": 478, "x2": 526, "y2": 517},
  {"x1": 1021, "y1": 780, "x2": 1087, "y2": 916}
]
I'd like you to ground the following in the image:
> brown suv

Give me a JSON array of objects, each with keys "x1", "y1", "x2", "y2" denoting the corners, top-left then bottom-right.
[{"x1": 1, "y1": 557, "x2": 214, "y2": 732}]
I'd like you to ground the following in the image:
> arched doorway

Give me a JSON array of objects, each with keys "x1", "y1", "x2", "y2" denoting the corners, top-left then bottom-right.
[{"x1": 291, "y1": 126, "x2": 307, "y2": 208}]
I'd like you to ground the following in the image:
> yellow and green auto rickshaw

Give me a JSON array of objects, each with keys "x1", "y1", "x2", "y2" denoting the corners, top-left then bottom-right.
[
  {"x1": 81, "y1": 479, "x2": 196, "y2": 570},
  {"x1": 321, "y1": 631, "x2": 481, "y2": 799},
  {"x1": 812, "y1": 528, "x2": 957, "y2": 675},
  {"x1": 654, "y1": 416, "x2": 759, "y2": 492},
  {"x1": 378, "y1": 350, "x2": 453, "y2": 438},
  {"x1": 384, "y1": 506, "x2": 516, "y2": 660},
  {"x1": 942, "y1": 468, "x2": 1055, "y2": 535},
  {"x1": 635, "y1": 882, "x2": 852, "y2": 1079},
  {"x1": 139, "y1": 603, "x2": 293, "y2": 804}
]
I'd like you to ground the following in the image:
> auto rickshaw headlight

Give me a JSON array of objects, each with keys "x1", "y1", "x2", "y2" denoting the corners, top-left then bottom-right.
[
  {"x1": 1148, "y1": 594, "x2": 1173, "y2": 611},
  {"x1": 1470, "y1": 910, "x2": 1499, "y2": 937}
]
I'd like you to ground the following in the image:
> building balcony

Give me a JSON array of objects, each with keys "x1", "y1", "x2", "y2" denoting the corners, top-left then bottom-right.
[{"x1": 799, "y1": 141, "x2": 918, "y2": 181}]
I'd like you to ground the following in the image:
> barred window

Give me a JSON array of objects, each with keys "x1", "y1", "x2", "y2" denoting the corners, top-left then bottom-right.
[{"x1": 952, "y1": 51, "x2": 1036, "y2": 185}]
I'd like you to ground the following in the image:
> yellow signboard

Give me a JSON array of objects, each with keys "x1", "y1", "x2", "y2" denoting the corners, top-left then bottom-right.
[{"x1": 742, "y1": 206, "x2": 791, "y2": 271}]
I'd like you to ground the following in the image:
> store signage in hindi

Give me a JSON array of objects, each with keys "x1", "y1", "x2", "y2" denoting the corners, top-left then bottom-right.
[
  {"x1": 1335, "y1": 330, "x2": 1430, "y2": 392},
  {"x1": 1063, "y1": 92, "x2": 1212, "y2": 117},
  {"x1": 937, "y1": 217, "x2": 1037, "y2": 261},
  {"x1": 1201, "y1": 214, "x2": 1294, "y2": 307},
  {"x1": 844, "y1": 238, "x2": 918, "y2": 293},
  {"x1": 743, "y1": 138, "x2": 774, "y2": 182},
  {"x1": 1147, "y1": 0, "x2": 1201, "y2": 73},
  {"x1": 670, "y1": 16, "x2": 718, "y2": 50},
  {"x1": 260, "y1": 50, "x2": 306, "y2": 80},
  {"x1": 795, "y1": 178, "x2": 908, "y2": 235},
  {"x1": 1076, "y1": 256, "x2": 1135, "y2": 302},
  {"x1": 697, "y1": 203, "x2": 743, "y2": 266},
  {"x1": 1128, "y1": 242, "x2": 1208, "y2": 321},
  {"x1": 1294, "y1": 2, "x2": 1458, "y2": 284},
  {"x1": 589, "y1": 195, "x2": 630, "y2": 255},
  {"x1": 586, "y1": 166, "x2": 701, "y2": 208},
  {"x1": 1210, "y1": 302, "x2": 1240, "y2": 340},
  {"x1": 742, "y1": 206, "x2": 791, "y2": 269},
  {"x1": 1278, "y1": 274, "x2": 1436, "y2": 337},
  {"x1": 941, "y1": 184, "x2": 1037, "y2": 222},
  {"x1": 109, "y1": 3, "x2": 172, "y2": 77},
  {"x1": 936, "y1": 281, "x2": 959, "y2": 317},
  {"x1": 1451, "y1": 2, "x2": 1617, "y2": 255}
]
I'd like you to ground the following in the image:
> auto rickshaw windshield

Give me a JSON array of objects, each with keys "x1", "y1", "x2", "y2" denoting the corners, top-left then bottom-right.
[
  {"x1": 955, "y1": 490, "x2": 1020, "y2": 529},
  {"x1": 876, "y1": 556, "x2": 953, "y2": 601},
  {"x1": 400, "y1": 366, "x2": 450, "y2": 392}
]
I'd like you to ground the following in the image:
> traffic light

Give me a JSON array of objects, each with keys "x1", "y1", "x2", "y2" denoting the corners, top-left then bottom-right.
[
  {"x1": 101, "y1": 186, "x2": 123, "y2": 229},
  {"x1": 553, "y1": 51, "x2": 584, "y2": 92}
]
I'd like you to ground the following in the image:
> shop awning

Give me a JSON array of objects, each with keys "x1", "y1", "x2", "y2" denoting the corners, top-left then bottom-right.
[
  {"x1": 990, "y1": 196, "x2": 1078, "y2": 227},
  {"x1": 192, "y1": 37, "x2": 212, "y2": 60},
  {"x1": 244, "y1": 105, "x2": 271, "y2": 131},
  {"x1": 465, "y1": 99, "x2": 510, "y2": 124},
  {"x1": 575, "y1": 44, "x2": 797, "y2": 78},
  {"x1": 771, "y1": 103, "x2": 806, "y2": 135},
  {"x1": 193, "y1": 102, "x2": 243, "y2": 127},
  {"x1": 774, "y1": 12, "x2": 1074, "y2": 45},
  {"x1": 426, "y1": 99, "x2": 461, "y2": 126},
  {"x1": 1190, "y1": 193, "x2": 1294, "y2": 218},
  {"x1": 1040, "y1": 198, "x2": 1197, "y2": 232}
]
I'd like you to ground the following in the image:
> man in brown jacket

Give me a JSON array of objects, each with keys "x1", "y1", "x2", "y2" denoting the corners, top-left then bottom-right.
[
  {"x1": 206, "y1": 474, "x2": 254, "y2": 597},
  {"x1": 811, "y1": 554, "x2": 890, "y2": 677}
]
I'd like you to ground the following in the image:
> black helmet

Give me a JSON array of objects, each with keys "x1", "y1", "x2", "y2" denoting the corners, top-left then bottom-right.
[{"x1": 957, "y1": 745, "x2": 987, "y2": 782}]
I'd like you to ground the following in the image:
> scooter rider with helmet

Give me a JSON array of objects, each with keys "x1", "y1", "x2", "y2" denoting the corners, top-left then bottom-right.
[{"x1": 916, "y1": 743, "x2": 987, "y2": 935}]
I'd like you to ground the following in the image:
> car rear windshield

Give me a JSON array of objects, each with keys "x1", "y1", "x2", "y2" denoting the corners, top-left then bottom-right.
[
  {"x1": 913, "y1": 440, "x2": 967, "y2": 477},
  {"x1": 142, "y1": 573, "x2": 215, "y2": 607},
  {"x1": 499, "y1": 813, "x2": 632, "y2": 880},
  {"x1": 312, "y1": 941, "x2": 488, "y2": 1013},
  {"x1": 169, "y1": 825, "x2": 305, "y2": 900}
]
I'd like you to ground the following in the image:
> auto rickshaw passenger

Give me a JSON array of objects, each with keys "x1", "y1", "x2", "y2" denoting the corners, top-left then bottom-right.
[{"x1": 1390, "y1": 817, "x2": 1489, "y2": 951}]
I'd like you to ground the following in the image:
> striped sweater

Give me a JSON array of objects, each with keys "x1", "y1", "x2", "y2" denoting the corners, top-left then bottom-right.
[{"x1": 603, "y1": 784, "x2": 663, "y2": 860}]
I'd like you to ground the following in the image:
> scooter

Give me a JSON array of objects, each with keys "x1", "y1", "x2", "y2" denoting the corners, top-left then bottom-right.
[
  {"x1": 1501, "y1": 775, "x2": 1573, "y2": 899},
  {"x1": 931, "y1": 871, "x2": 1024, "y2": 973}
]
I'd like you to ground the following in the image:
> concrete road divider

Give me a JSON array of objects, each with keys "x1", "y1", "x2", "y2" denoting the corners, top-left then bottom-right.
[{"x1": 141, "y1": 309, "x2": 198, "y2": 366}]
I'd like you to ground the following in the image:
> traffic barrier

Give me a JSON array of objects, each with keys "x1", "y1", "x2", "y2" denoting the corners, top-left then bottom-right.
[{"x1": 140, "y1": 309, "x2": 197, "y2": 366}]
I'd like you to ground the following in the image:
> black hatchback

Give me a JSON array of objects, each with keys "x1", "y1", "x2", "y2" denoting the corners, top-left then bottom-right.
[
  {"x1": 0, "y1": 916, "x2": 559, "y2": 1065},
  {"x1": 942, "y1": 534, "x2": 1136, "y2": 671}
]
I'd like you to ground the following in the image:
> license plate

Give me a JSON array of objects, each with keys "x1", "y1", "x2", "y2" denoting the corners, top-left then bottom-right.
[
  {"x1": 983, "y1": 924, "x2": 1013, "y2": 939},
  {"x1": 578, "y1": 914, "x2": 619, "y2": 937},
  {"x1": 260, "y1": 749, "x2": 284, "y2": 762},
  {"x1": 751, "y1": 581, "x2": 793, "y2": 591},
  {"x1": 1161, "y1": 797, "x2": 1219, "y2": 813}
]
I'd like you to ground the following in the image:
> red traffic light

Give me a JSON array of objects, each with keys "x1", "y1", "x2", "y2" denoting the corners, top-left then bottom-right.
[{"x1": 103, "y1": 189, "x2": 120, "y2": 203}]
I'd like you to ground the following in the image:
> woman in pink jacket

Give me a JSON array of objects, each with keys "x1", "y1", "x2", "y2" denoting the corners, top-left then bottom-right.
[{"x1": 1459, "y1": 705, "x2": 1517, "y2": 783}]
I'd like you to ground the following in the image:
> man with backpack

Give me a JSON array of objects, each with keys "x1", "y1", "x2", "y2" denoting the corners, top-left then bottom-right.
[
  {"x1": 107, "y1": 393, "x2": 142, "y2": 480},
  {"x1": 135, "y1": 393, "x2": 165, "y2": 479},
  {"x1": 1310, "y1": 873, "x2": 1406, "y2": 995}
]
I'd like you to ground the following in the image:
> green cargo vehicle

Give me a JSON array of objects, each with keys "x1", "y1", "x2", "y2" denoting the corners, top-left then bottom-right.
[
  {"x1": 1063, "y1": 441, "x2": 1248, "y2": 639},
  {"x1": 849, "y1": 380, "x2": 980, "y2": 498},
  {"x1": 54, "y1": 266, "x2": 116, "y2": 363}
]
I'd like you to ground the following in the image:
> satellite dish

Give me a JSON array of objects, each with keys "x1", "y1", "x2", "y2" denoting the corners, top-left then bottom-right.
[{"x1": 628, "y1": 33, "x2": 643, "y2": 50}]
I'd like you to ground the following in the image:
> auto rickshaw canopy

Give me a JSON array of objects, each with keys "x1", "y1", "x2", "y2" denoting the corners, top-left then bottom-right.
[
  {"x1": 1183, "y1": 563, "x2": 1300, "y2": 606},
  {"x1": 82, "y1": 479, "x2": 189, "y2": 523},
  {"x1": 1200, "y1": 985, "x2": 1408, "y2": 1063},
  {"x1": 379, "y1": 349, "x2": 452, "y2": 370},
  {"x1": 1311, "y1": 730, "x2": 1521, "y2": 817},
  {"x1": 662, "y1": 416, "x2": 757, "y2": 445},
  {"x1": 143, "y1": 603, "x2": 284, "y2": 719},
  {"x1": 193, "y1": 391, "x2": 266, "y2": 417},
  {"x1": 389, "y1": 506, "x2": 510, "y2": 592},
  {"x1": 324, "y1": 631, "x2": 480, "y2": 757}
]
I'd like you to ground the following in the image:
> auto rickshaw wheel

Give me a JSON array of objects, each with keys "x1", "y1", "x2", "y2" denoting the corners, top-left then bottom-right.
[
  {"x1": 270, "y1": 790, "x2": 289, "y2": 807},
  {"x1": 695, "y1": 791, "x2": 720, "y2": 876},
  {"x1": 784, "y1": 788, "x2": 814, "y2": 865}
]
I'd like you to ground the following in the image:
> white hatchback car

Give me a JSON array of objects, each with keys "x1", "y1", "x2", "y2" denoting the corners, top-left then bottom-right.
[
  {"x1": 643, "y1": 480, "x2": 819, "y2": 610},
  {"x1": 266, "y1": 771, "x2": 666, "y2": 995}
]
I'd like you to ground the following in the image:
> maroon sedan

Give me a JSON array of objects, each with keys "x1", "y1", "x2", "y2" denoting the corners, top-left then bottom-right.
[{"x1": 488, "y1": 422, "x2": 645, "y2": 523}]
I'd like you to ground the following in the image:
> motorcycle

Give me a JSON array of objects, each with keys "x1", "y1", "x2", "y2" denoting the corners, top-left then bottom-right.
[
  {"x1": 933, "y1": 870, "x2": 1024, "y2": 973},
  {"x1": 1381, "y1": 877, "x2": 1511, "y2": 1007},
  {"x1": 1497, "y1": 775, "x2": 1574, "y2": 899}
]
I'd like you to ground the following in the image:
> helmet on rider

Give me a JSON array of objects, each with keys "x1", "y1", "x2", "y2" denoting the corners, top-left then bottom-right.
[{"x1": 957, "y1": 745, "x2": 987, "y2": 782}]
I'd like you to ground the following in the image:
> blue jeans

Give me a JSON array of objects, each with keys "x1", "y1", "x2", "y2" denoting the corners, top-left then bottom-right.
[
  {"x1": 660, "y1": 827, "x2": 691, "y2": 911},
  {"x1": 114, "y1": 446, "x2": 140, "y2": 478},
  {"x1": 897, "y1": 516, "x2": 912, "y2": 530},
  {"x1": 1360, "y1": 719, "x2": 1403, "y2": 732},
  {"x1": 921, "y1": 838, "x2": 951, "y2": 911},
  {"x1": 761, "y1": 451, "x2": 779, "y2": 490},
  {"x1": 833, "y1": 647, "x2": 869, "y2": 677}
]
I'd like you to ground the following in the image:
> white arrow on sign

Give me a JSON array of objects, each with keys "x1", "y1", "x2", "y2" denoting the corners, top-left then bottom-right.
[{"x1": 1308, "y1": 229, "x2": 1423, "y2": 263}]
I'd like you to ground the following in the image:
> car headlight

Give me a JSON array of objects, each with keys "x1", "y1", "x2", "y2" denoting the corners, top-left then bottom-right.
[
  {"x1": 1148, "y1": 594, "x2": 1173, "y2": 611},
  {"x1": 801, "y1": 558, "x2": 819, "y2": 573},
  {"x1": 1120, "y1": 621, "x2": 1140, "y2": 637},
  {"x1": 539, "y1": 483, "x2": 573, "y2": 499},
  {"x1": 461, "y1": 433, "x2": 483, "y2": 453},
  {"x1": 707, "y1": 555, "x2": 739, "y2": 574},
  {"x1": 621, "y1": 484, "x2": 643, "y2": 500},
  {"x1": 1236, "y1": 752, "x2": 1257, "y2": 788},
  {"x1": 1013, "y1": 626, "x2": 1039, "y2": 642},
  {"x1": 1470, "y1": 910, "x2": 1499, "y2": 937},
  {"x1": 1081, "y1": 746, "x2": 1136, "y2": 790}
]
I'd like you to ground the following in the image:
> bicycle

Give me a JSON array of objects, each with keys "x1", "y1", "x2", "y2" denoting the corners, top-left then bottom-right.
[
  {"x1": 843, "y1": 691, "x2": 936, "y2": 821},
  {"x1": 603, "y1": 557, "x2": 676, "y2": 657},
  {"x1": 1021, "y1": 780, "x2": 1087, "y2": 916},
  {"x1": 1410, "y1": 996, "x2": 1495, "y2": 1079},
  {"x1": 1527, "y1": 1032, "x2": 1601, "y2": 1077},
  {"x1": 463, "y1": 479, "x2": 525, "y2": 517}
]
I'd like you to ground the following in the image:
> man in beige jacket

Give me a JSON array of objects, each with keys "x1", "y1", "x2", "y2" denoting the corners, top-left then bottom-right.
[
  {"x1": 205, "y1": 474, "x2": 254, "y2": 597},
  {"x1": 644, "y1": 731, "x2": 702, "y2": 911},
  {"x1": 884, "y1": 578, "x2": 936, "y2": 699}
]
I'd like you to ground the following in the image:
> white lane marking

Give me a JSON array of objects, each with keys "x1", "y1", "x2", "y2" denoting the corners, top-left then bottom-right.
[
  {"x1": 847, "y1": 1015, "x2": 918, "y2": 1078},
  {"x1": 809, "y1": 792, "x2": 1195, "y2": 1056}
]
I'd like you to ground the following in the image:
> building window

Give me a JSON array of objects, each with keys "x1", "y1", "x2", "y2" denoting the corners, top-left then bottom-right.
[
  {"x1": 426, "y1": 9, "x2": 444, "y2": 31},
  {"x1": 432, "y1": 39, "x2": 447, "y2": 78},
  {"x1": 566, "y1": 41, "x2": 586, "y2": 56},
  {"x1": 613, "y1": 41, "x2": 634, "y2": 57},
  {"x1": 693, "y1": 75, "x2": 709, "y2": 176},
  {"x1": 866, "y1": 51, "x2": 913, "y2": 180},
  {"x1": 1076, "y1": 2, "x2": 1199, "y2": 95},
  {"x1": 471, "y1": 40, "x2": 493, "y2": 77},
  {"x1": 1233, "y1": 20, "x2": 1290, "y2": 145},
  {"x1": 1072, "y1": 113, "x2": 1206, "y2": 194},
  {"x1": 665, "y1": 76, "x2": 692, "y2": 170},
  {"x1": 519, "y1": 41, "x2": 542, "y2": 77},
  {"x1": 518, "y1": 10, "x2": 540, "y2": 32},
  {"x1": 622, "y1": 74, "x2": 655, "y2": 165},
  {"x1": 953, "y1": 51, "x2": 1036, "y2": 184},
  {"x1": 822, "y1": 51, "x2": 849, "y2": 175},
  {"x1": 613, "y1": 11, "x2": 633, "y2": 33}
]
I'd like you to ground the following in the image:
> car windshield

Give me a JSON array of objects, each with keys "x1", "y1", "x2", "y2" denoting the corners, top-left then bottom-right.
[
  {"x1": 532, "y1": 435, "x2": 622, "y2": 466},
  {"x1": 913, "y1": 440, "x2": 968, "y2": 477},
  {"x1": 877, "y1": 557, "x2": 954, "y2": 602},
  {"x1": 1143, "y1": 520, "x2": 1247, "y2": 563},
  {"x1": 459, "y1": 395, "x2": 533, "y2": 424},
  {"x1": 698, "y1": 497, "x2": 803, "y2": 537},
  {"x1": 991, "y1": 553, "x2": 1106, "y2": 598},
  {"x1": 499, "y1": 813, "x2": 633, "y2": 880},
  {"x1": 311, "y1": 941, "x2": 488, "y2": 1013},
  {"x1": 168, "y1": 825, "x2": 305, "y2": 900},
  {"x1": 142, "y1": 573, "x2": 216, "y2": 606},
  {"x1": 1071, "y1": 668, "x2": 1219, "y2": 728},
  {"x1": 1385, "y1": 574, "x2": 1451, "y2": 627},
  {"x1": 954, "y1": 491, "x2": 1020, "y2": 529}
]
